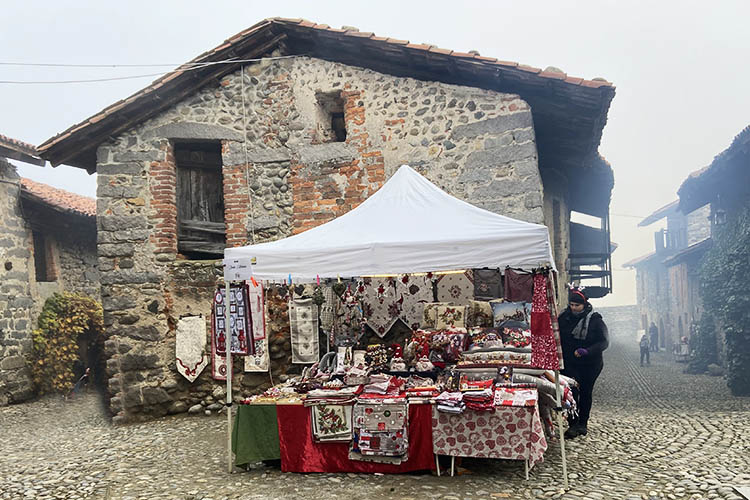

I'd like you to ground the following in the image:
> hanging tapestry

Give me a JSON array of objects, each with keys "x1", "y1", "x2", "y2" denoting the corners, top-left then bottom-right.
[
  {"x1": 436, "y1": 270, "x2": 474, "y2": 305},
  {"x1": 211, "y1": 322, "x2": 227, "y2": 381},
  {"x1": 332, "y1": 285, "x2": 364, "y2": 346},
  {"x1": 396, "y1": 274, "x2": 434, "y2": 331},
  {"x1": 530, "y1": 273, "x2": 560, "y2": 370},
  {"x1": 360, "y1": 277, "x2": 401, "y2": 338},
  {"x1": 504, "y1": 269, "x2": 534, "y2": 303},
  {"x1": 319, "y1": 286, "x2": 336, "y2": 334},
  {"x1": 213, "y1": 285, "x2": 252, "y2": 356},
  {"x1": 473, "y1": 268, "x2": 503, "y2": 300},
  {"x1": 290, "y1": 297, "x2": 319, "y2": 364},
  {"x1": 244, "y1": 282, "x2": 269, "y2": 373},
  {"x1": 311, "y1": 404, "x2": 353, "y2": 442},
  {"x1": 175, "y1": 315, "x2": 208, "y2": 383},
  {"x1": 466, "y1": 300, "x2": 494, "y2": 328}
]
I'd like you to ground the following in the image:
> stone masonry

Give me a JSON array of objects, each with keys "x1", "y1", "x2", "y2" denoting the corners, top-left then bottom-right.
[
  {"x1": 95, "y1": 55, "x2": 546, "y2": 422},
  {"x1": 0, "y1": 159, "x2": 34, "y2": 405}
]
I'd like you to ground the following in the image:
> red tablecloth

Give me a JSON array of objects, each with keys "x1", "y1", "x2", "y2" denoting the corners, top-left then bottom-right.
[{"x1": 276, "y1": 403, "x2": 436, "y2": 473}]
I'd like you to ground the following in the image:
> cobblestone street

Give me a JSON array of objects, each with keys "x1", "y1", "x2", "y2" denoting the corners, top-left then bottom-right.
[{"x1": 1, "y1": 330, "x2": 748, "y2": 500}]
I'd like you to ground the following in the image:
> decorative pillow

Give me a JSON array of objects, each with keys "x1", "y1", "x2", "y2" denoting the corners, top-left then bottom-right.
[
  {"x1": 491, "y1": 301, "x2": 531, "y2": 327},
  {"x1": 435, "y1": 305, "x2": 467, "y2": 330},
  {"x1": 421, "y1": 302, "x2": 452, "y2": 329},
  {"x1": 499, "y1": 324, "x2": 532, "y2": 348},
  {"x1": 466, "y1": 300, "x2": 494, "y2": 327}
]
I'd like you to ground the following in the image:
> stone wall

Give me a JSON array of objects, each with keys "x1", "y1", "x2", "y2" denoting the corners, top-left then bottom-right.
[
  {"x1": 95, "y1": 55, "x2": 547, "y2": 421},
  {"x1": 0, "y1": 159, "x2": 34, "y2": 405}
]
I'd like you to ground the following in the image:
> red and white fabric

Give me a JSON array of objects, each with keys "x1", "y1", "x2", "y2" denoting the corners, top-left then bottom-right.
[{"x1": 530, "y1": 273, "x2": 561, "y2": 370}]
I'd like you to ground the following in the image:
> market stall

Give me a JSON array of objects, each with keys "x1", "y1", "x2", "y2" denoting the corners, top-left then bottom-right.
[{"x1": 220, "y1": 165, "x2": 571, "y2": 485}]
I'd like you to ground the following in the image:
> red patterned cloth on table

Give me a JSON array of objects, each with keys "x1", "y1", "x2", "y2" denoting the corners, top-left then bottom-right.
[
  {"x1": 530, "y1": 273, "x2": 560, "y2": 370},
  {"x1": 493, "y1": 387, "x2": 538, "y2": 407},
  {"x1": 546, "y1": 274, "x2": 564, "y2": 370},
  {"x1": 504, "y1": 269, "x2": 533, "y2": 303},
  {"x1": 277, "y1": 403, "x2": 435, "y2": 473},
  {"x1": 431, "y1": 404, "x2": 547, "y2": 469}
]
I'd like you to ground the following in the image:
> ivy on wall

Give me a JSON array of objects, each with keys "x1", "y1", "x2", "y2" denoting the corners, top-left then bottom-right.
[
  {"x1": 29, "y1": 292, "x2": 104, "y2": 396},
  {"x1": 698, "y1": 201, "x2": 750, "y2": 396}
]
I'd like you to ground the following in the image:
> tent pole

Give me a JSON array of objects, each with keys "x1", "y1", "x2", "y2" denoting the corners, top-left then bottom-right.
[
  {"x1": 554, "y1": 370, "x2": 568, "y2": 488},
  {"x1": 226, "y1": 280, "x2": 233, "y2": 474}
]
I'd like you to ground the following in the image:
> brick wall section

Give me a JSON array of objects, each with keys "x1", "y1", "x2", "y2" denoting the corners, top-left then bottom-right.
[
  {"x1": 291, "y1": 90, "x2": 386, "y2": 234},
  {"x1": 222, "y1": 159, "x2": 250, "y2": 247},
  {"x1": 149, "y1": 143, "x2": 177, "y2": 255}
]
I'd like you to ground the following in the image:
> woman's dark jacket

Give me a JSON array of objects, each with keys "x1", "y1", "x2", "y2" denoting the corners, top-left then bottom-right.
[{"x1": 558, "y1": 304, "x2": 609, "y2": 367}]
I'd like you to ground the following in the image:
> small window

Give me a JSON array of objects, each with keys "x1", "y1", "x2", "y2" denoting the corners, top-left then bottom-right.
[
  {"x1": 175, "y1": 142, "x2": 225, "y2": 260},
  {"x1": 32, "y1": 231, "x2": 56, "y2": 282},
  {"x1": 315, "y1": 91, "x2": 347, "y2": 143}
]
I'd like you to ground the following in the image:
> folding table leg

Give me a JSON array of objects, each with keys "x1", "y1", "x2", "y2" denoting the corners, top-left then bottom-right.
[
  {"x1": 451, "y1": 456, "x2": 455, "y2": 477},
  {"x1": 435, "y1": 454, "x2": 440, "y2": 477},
  {"x1": 524, "y1": 458, "x2": 529, "y2": 480}
]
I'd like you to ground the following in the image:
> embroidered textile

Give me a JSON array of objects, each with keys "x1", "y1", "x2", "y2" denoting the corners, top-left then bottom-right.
[
  {"x1": 466, "y1": 300, "x2": 494, "y2": 327},
  {"x1": 530, "y1": 273, "x2": 561, "y2": 370},
  {"x1": 504, "y1": 269, "x2": 534, "y2": 303},
  {"x1": 458, "y1": 348, "x2": 532, "y2": 367},
  {"x1": 352, "y1": 429, "x2": 408, "y2": 458},
  {"x1": 311, "y1": 404, "x2": 353, "y2": 442},
  {"x1": 244, "y1": 283, "x2": 269, "y2": 372},
  {"x1": 431, "y1": 405, "x2": 547, "y2": 469},
  {"x1": 211, "y1": 325, "x2": 227, "y2": 381},
  {"x1": 473, "y1": 268, "x2": 503, "y2": 300},
  {"x1": 491, "y1": 301, "x2": 530, "y2": 327},
  {"x1": 175, "y1": 316, "x2": 208, "y2": 383},
  {"x1": 353, "y1": 402, "x2": 408, "y2": 431},
  {"x1": 396, "y1": 274, "x2": 433, "y2": 331},
  {"x1": 493, "y1": 387, "x2": 538, "y2": 407},
  {"x1": 421, "y1": 302, "x2": 451, "y2": 329},
  {"x1": 289, "y1": 297, "x2": 319, "y2": 364},
  {"x1": 213, "y1": 285, "x2": 252, "y2": 356},
  {"x1": 359, "y1": 278, "x2": 401, "y2": 338},
  {"x1": 546, "y1": 276, "x2": 564, "y2": 370},
  {"x1": 319, "y1": 286, "x2": 336, "y2": 333},
  {"x1": 437, "y1": 270, "x2": 474, "y2": 305},
  {"x1": 435, "y1": 304, "x2": 467, "y2": 330}
]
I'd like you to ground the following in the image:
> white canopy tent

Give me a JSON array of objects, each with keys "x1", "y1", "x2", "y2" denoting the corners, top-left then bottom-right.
[
  {"x1": 222, "y1": 165, "x2": 567, "y2": 486},
  {"x1": 224, "y1": 165, "x2": 555, "y2": 280}
]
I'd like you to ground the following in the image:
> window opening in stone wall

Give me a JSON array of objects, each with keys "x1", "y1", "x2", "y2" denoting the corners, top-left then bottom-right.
[
  {"x1": 32, "y1": 230, "x2": 56, "y2": 282},
  {"x1": 174, "y1": 141, "x2": 225, "y2": 260},
  {"x1": 316, "y1": 91, "x2": 347, "y2": 143}
]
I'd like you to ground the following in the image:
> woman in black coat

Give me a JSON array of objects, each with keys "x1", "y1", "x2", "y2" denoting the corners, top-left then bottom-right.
[{"x1": 559, "y1": 289, "x2": 609, "y2": 439}]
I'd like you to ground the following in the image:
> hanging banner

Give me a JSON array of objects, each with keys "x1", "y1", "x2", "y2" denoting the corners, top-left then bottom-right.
[
  {"x1": 212, "y1": 285, "x2": 252, "y2": 356},
  {"x1": 244, "y1": 282, "x2": 270, "y2": 372},
  {"x1": 175, "y1": 315, "x2": 208, "y2": 383}
]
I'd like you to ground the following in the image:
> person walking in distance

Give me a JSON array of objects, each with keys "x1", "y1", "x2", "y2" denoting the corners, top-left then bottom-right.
[
  {"x1": 639, "y1": 332, "x2": 650, "y2": 366},
  {"x1": 559, "y1": 288, "x2": 610, "y2": 439},
  {"x1": 649, "y1": 322, "x2": 659, "y2": 352}
]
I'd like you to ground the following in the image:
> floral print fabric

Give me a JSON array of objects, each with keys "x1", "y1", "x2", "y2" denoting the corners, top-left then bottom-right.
[
  {"x1": 530, "y1": 273, "x2": 561, "y2": 370},
  {"x1": 289, "y1": 297, "x2": 319, "y2": 364},
  {"x1": 396, "y1": 274, "x2": 433, "y2": 331},
  {"x1": 431, "y1": 405, "x2": 547, "y2": 469},
  {"x1": 311, "y1": 404, "x2": 353, "y2": 442},
  {"x1": 435, "y1": 305, "x2": 467, "y2": 330},
  {"x1": 437, "y1": 270, "x2": 474, "y2": 305},
  {"x1": 360, "y1": 278, "x2": 401, "y2": 338}
]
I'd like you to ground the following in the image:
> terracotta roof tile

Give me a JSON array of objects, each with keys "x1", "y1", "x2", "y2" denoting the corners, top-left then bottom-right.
[
  {"x1": 405, "y1": 43, "x2": 433, "y2": 50},
  {"x1": 539, "y1": 70, "x2": 567, "y2": 80},
  {"x1": 495, "y1": 60, "x2": 518, "y2": 67},
  {"x1": 428, "y1": 47, "x2": 453, "y2": 55},
  {"x1": 385, "y1": 38, "x2": 409, "y2": 45},
  {"x1": 451, "y1": 51, "x2": 477, "y2": 58},
  {"x1": 20, "y1": 178, "x2": 96, "y2": 217},
  {"x1": 517, "y1": 64, "x2": 542, "y2": 74},
  {"x1": 0, "y1": 134, "x2": 39, "y2": 157}
]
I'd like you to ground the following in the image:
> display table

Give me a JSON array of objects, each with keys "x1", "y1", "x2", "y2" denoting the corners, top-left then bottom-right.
[
  {"x1": 233, "y1": 401, "x2": 436, "y2": 473},
  {"x1": 431, "y1": 404, "x2": 547, "y2": 477}
]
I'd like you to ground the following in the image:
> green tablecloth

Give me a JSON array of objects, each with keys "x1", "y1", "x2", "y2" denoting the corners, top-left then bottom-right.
[{"x1": 232, "y1": 404, "x2": 281, "y2": 466}]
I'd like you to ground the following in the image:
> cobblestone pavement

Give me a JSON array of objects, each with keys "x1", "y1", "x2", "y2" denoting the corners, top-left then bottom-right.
[{"x1": 2, "y1": 332, "x2": 749, "y2": 500}]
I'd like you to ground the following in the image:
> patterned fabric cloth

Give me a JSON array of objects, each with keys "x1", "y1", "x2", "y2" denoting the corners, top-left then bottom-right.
[
  {"x1": 530, "y1": 273, "x2": 561, "y2": 370},
  {"x1": 319, "y1": 286, "x2": 336, "y2": 333},
  {"x1": 435, "y1": 304, "x2": 467, "y2": 330},
  {"x1": 289, "y1": 297, "x2": 319, "y2": 364},
  {"x1": 546, "y1": 274, "x2": 564, "y2": 370},
  {"x1": 466, "y1": 300, "x2": 494, "y2": 327},
  {"x1": 473, "y1": 268, "x2": 503, "y2": 300},
  {"x1": 493, "y1": 387, "x2": 538, "y2": 407},
  {"x1": 311, "y1": 404, "x2": 353, "y2": 442},
  {"x1": 504, "y1": 269, "x2": 534, "y2": 303},
  {"x1": 212, "y1": 285, "x2": 252, "y2": 355},
  {"x1": 422, "y1": 302, "x2": 451, "y2": 329},
  {"x1": 396, "y1": 274, "x2": 433, "y2": 331},
  {"x1": 431, "y1": 405, "x2": 547, "y2": 469},
  {"x1": 437, "y1": 270, "x2": 474, "y2": 305},
  {"x1": 175, "y1": 316, "x2": 208, "y2": 383},
  {"x1": 211, "y1": 325, "x2": 227, "y2": 381},
  {"x1": 360, "y1": 278, "x2": 401, "y2": 338},
  {"x1": 245, "y1": 283, "x2": 269, "y2": 373},
  {"x1": 491, "y1": 301, "x2": 530, "y2": 327}
]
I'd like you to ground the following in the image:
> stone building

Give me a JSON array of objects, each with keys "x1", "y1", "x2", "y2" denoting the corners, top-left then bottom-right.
[
  {"x1": 625, "y1": 201, "x2": 711, "y2": 351},
  {"x1": 38, "y1": 18, "x2": 616, "y2": 422},
  {"x1": 0, "y1": 134, "x2": 98, "y2": 406}
]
